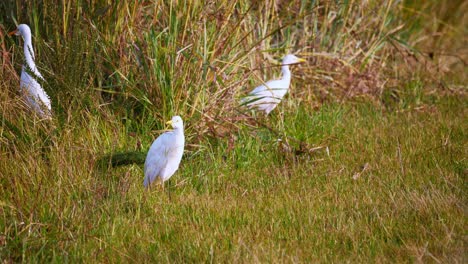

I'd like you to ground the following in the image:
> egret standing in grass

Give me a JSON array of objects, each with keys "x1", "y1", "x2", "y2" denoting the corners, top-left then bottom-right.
[
  {"x1": 144, "y1": 116, "x2": 185, "y2": 188},
  {"x1": 9, "y1": 24, "x2": 51, "y2": 118},
  {"x1": 242, "y1": 54, "x2": 306, "y2": 115}
]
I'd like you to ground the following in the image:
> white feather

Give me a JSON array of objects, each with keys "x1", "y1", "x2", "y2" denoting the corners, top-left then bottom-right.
[
  {"x1": 144, "y1": 116, "x2": 185, "y2": 187},
  {"x1": 242, "y1": 54, "x2": 305, "y2": 115},
  {"x1": 13, "y1": 24, "x2": 51, "y2": 118}
]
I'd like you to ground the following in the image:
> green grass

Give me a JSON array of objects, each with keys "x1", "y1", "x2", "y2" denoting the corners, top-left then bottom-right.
[
  {"x1": 0, "y1": 0, "x2": 466, "y2": 262},
  {"x1": 0, "y1": 94, "x2": 465, "y2": 262}
]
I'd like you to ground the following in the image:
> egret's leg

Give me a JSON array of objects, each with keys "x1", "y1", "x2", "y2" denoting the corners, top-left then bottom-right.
[
  {"x1": 278, "y1": 107, "x2": 285, "y2": 132},
  {"x1": 157, "y1": 177, "x2": 164, "y2": 191},
  {"x1": 147, "y1": 177, "x2": 163, "y2": 192}
]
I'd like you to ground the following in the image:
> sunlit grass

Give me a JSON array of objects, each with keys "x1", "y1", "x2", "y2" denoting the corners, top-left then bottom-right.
[
  {"x1": 0, "y1": 0, "x2": 466, "y2": 262},
  {"x1": 1, "y1": 94, "x2": 464, "y2": 262}
]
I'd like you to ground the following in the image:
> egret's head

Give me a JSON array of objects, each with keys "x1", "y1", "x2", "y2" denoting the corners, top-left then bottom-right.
[
  {"x1": 282, "y1": 54, "x2": 306, "y2": 65},
  {"x1": 9, "y1": 24, "x2": 31, "y2": 37},
  {"x1": 166, "y1": 116, "x2": 184, "y2": 129}
]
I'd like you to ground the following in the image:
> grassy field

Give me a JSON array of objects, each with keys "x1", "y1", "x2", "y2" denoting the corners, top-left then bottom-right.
[{"x1": 0, "y1": 0, "x2": 466, "y2": 262}]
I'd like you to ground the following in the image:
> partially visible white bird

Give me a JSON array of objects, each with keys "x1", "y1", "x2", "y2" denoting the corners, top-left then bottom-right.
[
  {"x1": 9, "y1": 24, "x2": 51, "y2": 118},
  {"x1": 144, "y1": 116, "x2": 185, "y2": 188},
  {"x1": 242, "y1": 54, "x2": 306, "y2": 115}
]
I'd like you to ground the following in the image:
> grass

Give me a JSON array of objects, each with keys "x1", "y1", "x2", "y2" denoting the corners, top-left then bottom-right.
[
  {"x1": 0, "y1": 0, "x2": 466, "y2": 262},
  {"x1": 1, "y1": 93, "x2": 465, "y2": 262}
]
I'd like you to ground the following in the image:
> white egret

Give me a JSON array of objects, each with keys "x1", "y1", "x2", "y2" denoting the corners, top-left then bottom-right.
[
  {"x1": 144, "y1": 116, "x2": 185, "y2": 188},
  {"x1": 242, "y1": 54, "x2": 306, "y2": 115},
  {"x1": 9, "y1": 24, "x2": 51, "y2": 118}
]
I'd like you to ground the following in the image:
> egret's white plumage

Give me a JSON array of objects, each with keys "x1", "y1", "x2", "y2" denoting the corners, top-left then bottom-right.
[
  {"x1": 242, "y1": 54, "x2": 306, "y2": 115},
  {"x1": 10, "y1": 24, "x2": 51, "y2": 118},
  {"x1": 144, "y1": 116, "x2": 185, "y2": 188}
]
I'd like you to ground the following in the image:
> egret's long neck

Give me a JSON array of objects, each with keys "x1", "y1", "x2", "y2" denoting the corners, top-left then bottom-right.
[
  {"x1": 281, "y1": 64, "x2": 291, "y2": 83},
  {"x1": 22, "y1": 33, "x2": 37, "y2": 72},
  {"x1": 173, "y1": 126, "x2": 185, "y2": 147},
  {"x1": 174, "y1": 127, "x2": 184, "y2": 135}
]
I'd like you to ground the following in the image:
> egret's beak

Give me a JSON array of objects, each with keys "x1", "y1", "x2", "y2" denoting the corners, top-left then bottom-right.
[
  {"x1": 166, "y1": 120, "x2": 173, "y2": 127},
  {"x1": 8, "y1": 29, "x2": 18, "y2": 36},
  {"x1": 297, "y1": 58, "x2": 306, "y2": 63}
]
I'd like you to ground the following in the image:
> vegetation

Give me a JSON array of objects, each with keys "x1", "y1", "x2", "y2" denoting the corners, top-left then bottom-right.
[{"x1": 0, "y1": 0, "x2": 466, "y2": 262}]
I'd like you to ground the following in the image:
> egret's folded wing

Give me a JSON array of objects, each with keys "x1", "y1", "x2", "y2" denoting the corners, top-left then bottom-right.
[
  {"x1": 144, "y1": 133, "x2": 171, "y2": 186},
  {"x1": 249, "y1": 84, "x2": 267, "y2": 95}
]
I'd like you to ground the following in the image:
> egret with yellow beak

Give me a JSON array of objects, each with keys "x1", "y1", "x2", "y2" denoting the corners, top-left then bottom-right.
[
  {"x1": 144, "y1": 116, "x2": 185, "y2": 188},
  {"x1": 9, "y1": 24, "x2": 51, "y2": 118},
  {"x1": 242, "y1": 54, "x2": 306, "y2": 115}
]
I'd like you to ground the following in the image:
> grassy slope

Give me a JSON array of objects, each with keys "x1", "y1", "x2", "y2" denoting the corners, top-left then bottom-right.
[
  {"x1": 1, "y1": 94, "x2": 465, "y2": 262},
  {"x1": 0, "y1": 0, "x2": 466, "y2": 262}
]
